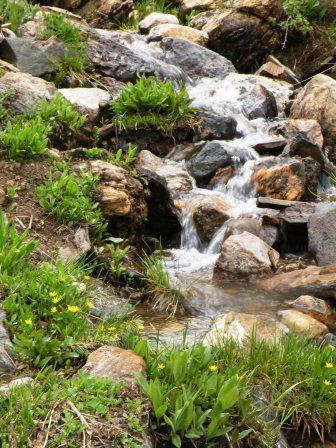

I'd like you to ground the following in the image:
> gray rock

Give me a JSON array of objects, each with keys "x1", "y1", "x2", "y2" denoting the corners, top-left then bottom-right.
[
  {"x1": 0, "y1": 306, "x2": 16, "y2": 374},
  {"x1": 139, "y1": 12, "x2": 179, "y2": 33},
  {"x1": 159, "y1": 37, "x2": 236, "y2": 81},
  {"x1": 59, "y1": 87, "x2": 111, "y2": 122},
  {"x1": 241, "y1": 83, "x2": 278, "y2": 119},
  {"x1": 223, "y1": 217, "x2": 278, "y2": 247},
  {"x1": 197, "y1": 107, "x2": 237, "y2": 140},
  {"x1": 308, "y1": 204, "x2": 336, "y2": 266},
  {"x1": 0, "y1": 37, "x2": 55, "y2": 77}
]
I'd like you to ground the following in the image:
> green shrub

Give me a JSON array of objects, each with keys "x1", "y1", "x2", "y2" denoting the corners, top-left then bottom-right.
[
  {"x1": 281, "y1": 0, "x2": 331, "y2": 33},
  {"x1": 42, "y1": 13, "x2": 88, "y2": 86},
  {"x1": 0, "y1": 116, "x2": 51, "y2": 161},
  {"x1": 36, "y1": 163, "x2": 105, "y2": 230},
  {"x1": 0, "y1": 372, "x2": 144, "y2": 447},
  {"x1": 110, "y1": 76, "x2": 197, "y2": 133},
  {"x1": 84, "y1": 147, "x2": 104, "y2": 159},
  {"x1": 0, "y1": 0, "x2": 39, "y2": 33}
]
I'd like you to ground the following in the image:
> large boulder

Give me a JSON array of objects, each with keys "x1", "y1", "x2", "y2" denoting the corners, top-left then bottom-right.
[
  {"x1": 308, "y1": 204, "x2": 336, "y2": 266},
  {"x1": 196, "y1": 107, "x2": 237, "y2": 140},
  {"x1": 223, "y1": 217, "x2": 279, "y2": 247},
  {"x1": 204, "y1": 311, "x2": 289, "y2": 345},
  {"x1": 213, "y1": 231, "x2": 280, "y2": 281},
  {"x1": 189, "y1": 8, "x2": 281, "y2": 72},
  {"x1": 139, "y1": 12, "x2": 179, "y2": 33},
  {"x1": 97, "y1": 0, "x2": 134, "y2": 21},
  {"x1": 159, "y1": 37, "x2": 236, "y2": 81},
  {"x1": 148, "y1": 23, "x2": 209, "y2": 46},
  {"x1": 277, "y1": 309, "x2": 328, "y2": 338},
  {"x1": 59, "y1": 87, "x2": 111, "y2": 123},
  {"x1": 259, "y1": 264, "x2": 336, "y2": 299},
  {"x1": 0, "y1": 71, "x2": 56, "y2": 115},
  {"x1": 290, "y1": 74, "x2": 336, "y2": 156}
]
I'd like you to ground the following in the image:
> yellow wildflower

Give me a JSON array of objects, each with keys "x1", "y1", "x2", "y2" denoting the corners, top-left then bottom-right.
[
  {"x1": 98, "y1": 324, "x2": 105, "y2": 332},
  {"x1": 108, "y1": 325, "x2": 116, "y2": 332},
  {"x1": 67, "y1": 305, "x2": 80, "y2": 313},
  {"x1": 138, "y1": 323, "x2": 144, "y2": 330},
  {"x1": 324, "y1": 379, "x2": 332, "y2": 386},
  {"x1": 83, "y1": 275, "x2": 91, "y2": 281},
  {"x1": 52, "y1": 297, "x2": 61, "y2": 304},
  {"x1": 24, "y1": 318, "x2": 32, "y2": 325},
  {"x1": 49, "y1": 291, "x2": 58, "y2": 298},
  {"x1": 236, "y1": 374, "x2": 241, "y2": 381},
  {"x1": 328, "y1": 344, "x2": 335, "y2": 351},
  {"x1": 86, "y1": 300, "x2": 94, "y2": 308},
  {"x1": 50, "y1": 307, "x2": 57, "y2": 314},
  {"x1": 209, "y1": 365, "x2": 218, "y2": 372},
  {"x1": 326, "y1": 362, "x2": 334, "y2": 369},
  {"x1": 157, "y1": 363, "x2": 165, "y2": 371}
]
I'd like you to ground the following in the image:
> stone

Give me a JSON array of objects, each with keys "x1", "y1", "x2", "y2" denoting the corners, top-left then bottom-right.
[
  {"x1": 148, "y1": 24, "x2": 209, "y2": 46},
  {"x1": 253, "y1": 159, "x2": 306, "y2": 201},
  {"x1": 0, "y1": 37, "x2": 55, "y2": 77},
  {"x1": 88, "y1": 29, "x2": 185, "y2": 83},
  {"x1": 234, "y1": 0, "x2": 284, "y2": 19},
  {"x1": 95, "y1": 186, "x2": 131, "y2": 216},
  {"x1": 0, "y1": 305, "x2": 16, "y2": 374},
  {"x1": 223, "y1": 217, "x2": 278, "y2": 247},
  {"x1": 259, "y1": 264, "x2": 336, "y2": 299},
  {"x1": 277, "y1": 309, "x2": 328, "y2": 338},
  {"x1": 192, "y1": 196, "x2": 231, "y2": 242},
  {"x1": 137, "y1": 150, "x2": 194, "y2": 197},
  {"x1": 290, "y1": 74, "x2": 336, "y2": 152},
  {"x1": 190, "y1": 9, "x2": 281, "y2": 72},
  {"x1": 59, "y1": 87, "x2": 111, "y2": 123},
  {"x1": 213, "y1": 231, "x2": 280, "y2": 281},
  {"x1": 139, "y1": 12, "x2": 179, "y2": 33},
  {"x1": 59, "y1": 227, "x2": 91, "y2": 264},
  {"x1": 272, "y1": 118, "x2": 324, "y2": 149},
  {"x1": 208, "y1": 166, "x2": 234, "y2": 187},
  {"x1": 0, "y1": 377, "x2": 33, "y2": 396},
  {"x1": 0, "y1": 72, "x2": 56, "y2": 115},
  {"x1": 308, "y1": 204, "x2": 336, "y2": 266},
  {"x1": 159, "y1": 37, "x2": 236, "y2": 81},
  {"x1": 80, "y1": 346, "x2": 146, "y2": 389},
  {"x1": 179, "y1": 0, "x2": 217, "y2": 19},
  {"x1": 252, "y1": 136, "x2": 287, "y2": 154},
  {"x1": 197, "y1": 107, "x2": 237, "y2": 140},
  {"x1": 0, "y1": 187, "x2": 6, "y2": 205},
  {"x1": 290, "y1": 295, "x2": 332, "y2": 316},
  {"x1": 204, "y1": 311, "x2": 289, "y2": 345},
  {"x1": 282, "y1": 139, "x2": 324, "y2": 167},
  {"x1": 242, "y1": 84, "x2": 278, "y2": 120},
  {"x1": 97, "y1": 0, "x2": 134, "y2": 21},
  {"x1": 256, "y1": 55, "x2": 300, "y2": 84},
  {"x1": 256, "y1": 197, "x2": 308, "y2": 210}
]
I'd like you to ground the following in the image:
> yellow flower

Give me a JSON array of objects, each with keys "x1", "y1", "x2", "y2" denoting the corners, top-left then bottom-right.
[
  {"x1": 24, "y1": 318, "x2": 32, "y2": 325},
  {"x1": 50, "y1": 307, "x2": 57, "y2": 314},
  {"x1": 83, "y1": 275, "x2": 91, "y2": 281},
  {"x1": 108, "y1": 325, "x2": 116, "y2": 332},
  {"x1": 67, "y1": 305, "x2": 80, "y2": 313},
  {"x1": 49, "y1": 291, "x2": 58, "y2": 298},
  {"x1": 86, "y1": 300, "x2": 94, "y2": 308},
  {"x1": 324, "y1": 379, "x2": 332, "y2": 386},
  {"x1": 98, "y1": 324, "x2": 105, "y2": 332},
  {"x1": 157, "y1": 363, "x2": 165, "y2": 371},
  {"x1": 209, "y1": 365, "x2": 218, "y2": 372},
  {"x1": 138, "y1": 323, "x2": 144, "y2": 330},
  {"x1": 52, "y1": 297, "x2": 61, "y2": 304},
  {"x1": 236, "y1": 374, "x2": 241, "y2": 381},
  {"x1": 328, "y1": 344, "x2": 335, "y2": 351},
  {"x1": 326, "y1": 362, "x2": 334, "y2": 369}
]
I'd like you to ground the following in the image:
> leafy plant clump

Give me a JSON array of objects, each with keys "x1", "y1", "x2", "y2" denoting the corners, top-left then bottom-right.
[
  {"x1": 110, "y1": 76, "x2": 197, "y2": 133},
  {"x1": 42, "y1": 12, "x2": 89, "y2": 86},
  {"x1": 36, "y1": 163, "x2": 105, "y2": 231},
  {"x1": 280, "y1": 0, "x2": 331, "y2": 33},
  {"x1": 0, "y1": 116, "x2": 51, "y2": 161},
  {"x1": 0, "y1": 372, "x2": 145, "y2": 447},
  {"x1": 0, "y1": 0, "x2": 39, "y2": 33}
]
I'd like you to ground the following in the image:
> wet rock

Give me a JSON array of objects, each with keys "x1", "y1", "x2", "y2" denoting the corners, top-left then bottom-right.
[
  {"x1": 189, "y1": 8, "x2": 281, "y2": 72},
  {"x1": 0, "y1": 71, "x2": 56, "y2": 115},
  {"x1": 80, "y1": 346, "x2": 146, "y2": 390},
  {"x1": 59, "y1": 87, "x2": 111, "y2": 123},
  {"x1": 192, "y1": 196, "x2": 231, "y2": 242},
  {"x1": 252, "y1": 136, "x2": 287, "y2": 155},
  {"x1": 273, "y1": 118, "x2": 324, "y2": 149},
  {"x1": 282, "y1": 139, "x2": 324, "y2": 168},
  {"x1": 259, "y1": 264, "x2": 336, "y2": 299},
  {"x1": 97, "y1": 0, "x2": 134, "y2": 22},
  {"x1": 290, "y1": 74, "x2": 336, "y2": 154},
  {"x1": 308, "y1": 204, "x2": 336, "y2": 266},
  {"x1": 197, "y1": 107, "x2": 237, "y2": 140},
  {"x1": 208, "y1": 166, "x2": 234, "y2": 187},
  {"x1": 213, "y1": 231, "x2": 280, "y2": 281},
  {"x1": 277, "y1": 309, "x2": 328, "y2": 338},
  {"x1": 88, "y1": 30, "x2": 185, "y2": 83},
  {"x1": 139, "y1": 12, "x2": 179, "y2": 33},
  {"x1": 159, "y1": 37, "x2": 236, "y2": 81},
  {"x1": 0, "y1": 305, "x2": 16, "y2": 374},
  {"x1": 223, "y1": 217, "x2": 278, "y2": 247},
  {"x1": 167, "y1": 143, "x2": 199, "y2": 162},
  {"x1": 253, "y1": 158, "x2": 306, "y2": 201},
  {"x1": 256, "y1": 55, "x2": 299, "y2": 84},
  {"x1": 88, "y1": 279, "x2": 132, "y2": 320},
  {"x1": 256, "y1": 196, "x2": 309, "y2": 210},
  {"x1": 137, "y1": 150, "x2": 194, "y2": 197},
  {"x1": 242, "y1": 84, "x2": 278, "y2": 119},
  {"x1": 148, "y1": 24, "x2": 209, "y2": 46},
  {"x1": 0, "y1": 37, "x2": 55, "y2": 77},
  {"x1": 204, "y1": 311, "x2": 289, "y2": 345}
]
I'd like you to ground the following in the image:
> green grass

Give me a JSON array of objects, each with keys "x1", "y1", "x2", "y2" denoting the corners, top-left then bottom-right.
[
  {"x1": 110, "y1": 76, "x2": 197, "y2": 133},
  {"x1": 0, "y1": 0, "x2": 39, "y2": 33},
  {"x1": 0, "y1": 372, "x2": 145, "y2": 447},
  {"x1": 36, "y1": 162, "x2": 105, "y2": 231},
  {"x1": 280, "y1": 0, "x2": 331, "y2": 33},
  {"x1": 42, "y1": 13, "x2": 89, "y2": 87}
]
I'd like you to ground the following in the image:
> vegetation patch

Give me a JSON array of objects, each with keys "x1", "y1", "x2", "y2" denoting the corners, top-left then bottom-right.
[
  {"x1": 280, "y1": 0, "x2": 331, "y2": 33},
  {"x1": 110, "y1": 76, "x2": 197, "y2": 134},
  {"x1": 0, "y1": 0, "x2": 39, "y2": 33}
]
